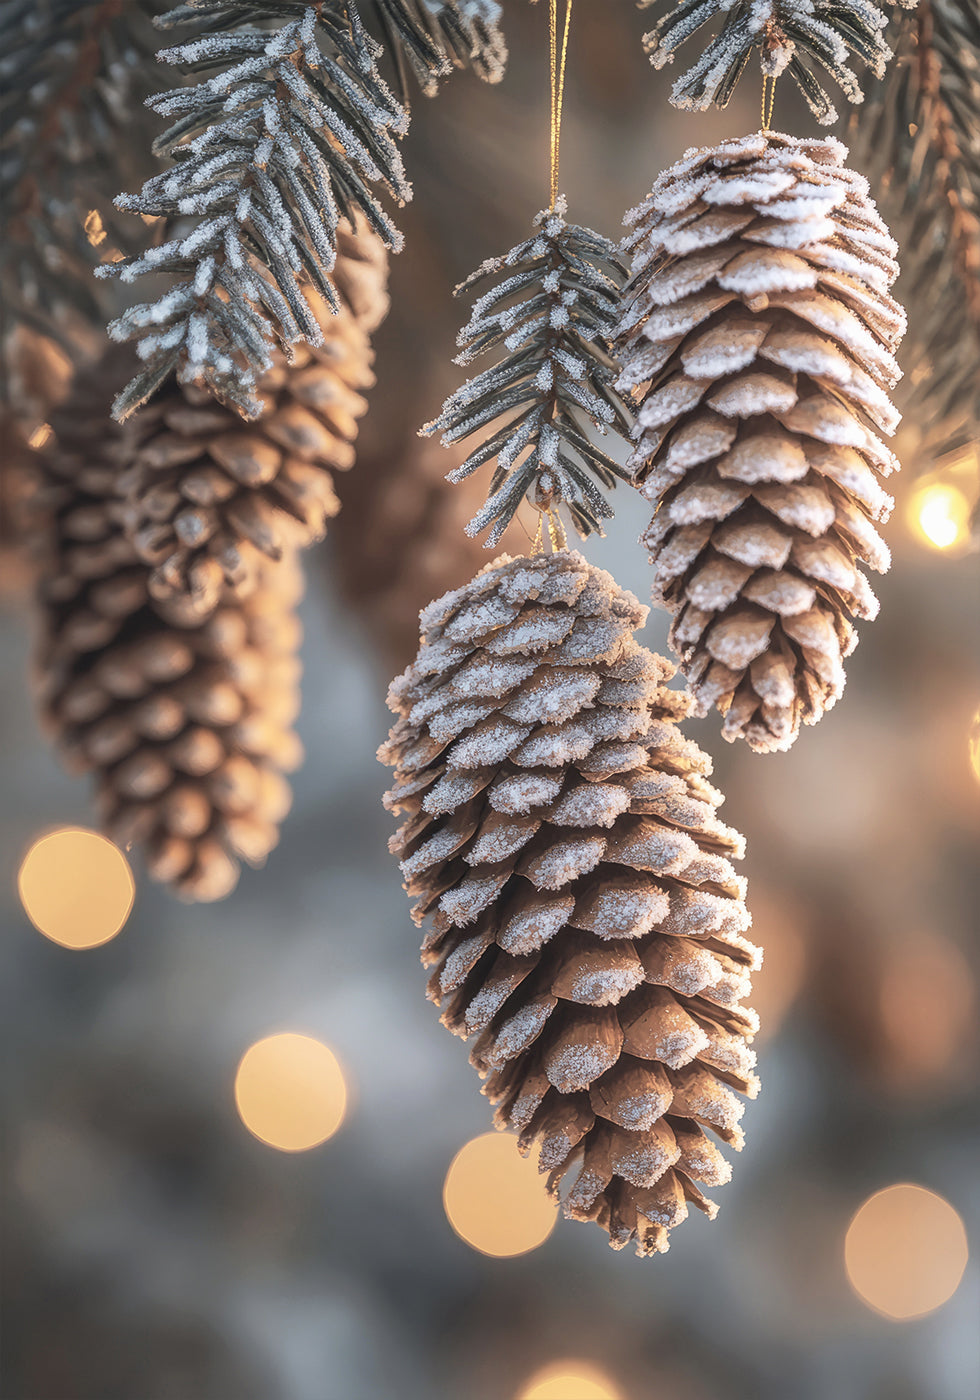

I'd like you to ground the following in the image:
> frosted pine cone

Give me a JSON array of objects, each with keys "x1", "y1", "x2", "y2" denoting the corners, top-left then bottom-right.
[
  {"x1": 118, "y1": 226, "x2": 388, "y2": 624},
  {"x1": 381, "y1": 551, "x2": 759, "y2": 1255},
  {"x1": 32, "y1": 361, "x2": 303, "y2": 902},
  {"x1": 616, "y1": 132, "x2": 906, "y2": 753}
]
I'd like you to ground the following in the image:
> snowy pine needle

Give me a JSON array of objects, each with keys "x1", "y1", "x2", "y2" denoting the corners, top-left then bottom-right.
[
  {"x1": 852, "y1": 0, "x2": 980, "y2": 471},
  {"x1": 0, "y1": 0, "x2": 166, "y2": 339},
  {"x1": 421, "y1": 199, "x2": 634, "y2": 548},
  {"x1": 368, "y1": 0, "x2": 507, "y2": 101},
  {"x1": 640, "y1": 0, "x2": 918, "y2": 125},
  {"x1": 99, "y1": 2, "x2": 411, "y2": 422}
]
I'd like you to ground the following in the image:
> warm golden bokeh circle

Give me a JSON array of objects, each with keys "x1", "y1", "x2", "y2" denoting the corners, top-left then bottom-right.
[
  {"x1": 17, "y1": 827, "x2": 135, "y2": 949},
  {"x1": 907, "y1": 480, "x2": 972, "y2": 553},
  {"x1": 234, "y1": 1033, "x2": 347, "y2": 1152},
  {"x1": 845, "y1": 1183, "x2": 969, "y2": 1320},
  {"x1": 442, "y1": 1132, "x2": 557, "y2": 1257},
  {"x1": 516, "y1": 1361, "x2": 623, "y2": 1400}
]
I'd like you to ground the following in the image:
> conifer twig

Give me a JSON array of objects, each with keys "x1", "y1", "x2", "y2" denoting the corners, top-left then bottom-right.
[
  {"x1": 639, "y1": 0, "x2": 917, "y2": 124},
  {"x1": 98, "y1": 2, "x2": 411, "y2": 422}
]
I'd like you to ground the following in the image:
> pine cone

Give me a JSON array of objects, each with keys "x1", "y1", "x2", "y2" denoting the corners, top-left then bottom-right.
[
  {"x1": 381, "y1": 550, "x2": 759, "y2": 1256},
  {"x1": 616, "y1": 132, "x2": 906, "y2": 753},
  {"x1": 33, "y1": 357, "x2": 303, "y2": 902},
  {"x1": 118, "y1": 226, "x2": 388, "y2": 624}
]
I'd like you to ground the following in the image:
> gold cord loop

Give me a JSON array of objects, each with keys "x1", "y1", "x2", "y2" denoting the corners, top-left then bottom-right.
[
  {"x1": 549, "y1": 0, "x2": 573, "y2": 209},
  {"x1": 761, "y1": 73, "x2": 777, "y2": 131}
]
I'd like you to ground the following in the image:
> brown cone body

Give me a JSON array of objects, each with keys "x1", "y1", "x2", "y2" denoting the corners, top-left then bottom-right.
[
  {"x1": 33, "y1": 356, "x2": 303, "y2": 902},
  {"x1": 616, "y1": 132, "x2": 905, "y2": 753},
  {"x1": 381, "y1": 551, "x2": 759, "y2": 1255},
  {"x1": 118, "y1": 222, "x2": 389, "y2": 625}
]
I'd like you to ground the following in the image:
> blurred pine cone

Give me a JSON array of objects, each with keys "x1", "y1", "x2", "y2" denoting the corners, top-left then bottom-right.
[
  {"x1": 332, "y1": 433, "x2": 524, "y2": 674},
  {"x1": 381, "y1": 550, "x2": 758, "y2": 1255},
  {"x1": 32, "y1": 353, "x2": 303, "y2": 902},
  {"x1": 617, "y1": 132, "x2": 906, "y2": 753},
  {"x1": 117, "y1": 222, "x2": 389, "y2": 625}
]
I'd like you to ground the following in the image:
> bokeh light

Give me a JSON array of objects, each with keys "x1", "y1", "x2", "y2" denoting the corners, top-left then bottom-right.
[
  {"x1": 516, "y1": 1361, "x2": 623, "y2": 1400},
  {"x1": 234, "y1": 1033, "x2": 347, "y2": 1152},
  {"x1": 18, "y1": 827, "x2": 134, "y2": 949},
  {"x1": 907, "y1": 480, "x2": 972, "y2": 552},
  {"x1": 442, "y1": 1132, "x2": 557, "y2": 1257},
  {"x1": 743, "y1": 889, "x2": 807, "y2": 1040},
  {"x1": 27, "y1": 422, "x2": 52, "y2": 450},
  {"x1": 878, "y1": 935, "x2": 976, "y2": 1090},
  {"x1": 83, "y1": 208, "x2": 106, "y2": 245},
  {"x1": 844, "y1": 1183, "x2": 969, "y2": 1319},
  {"x1": 969, "y1": 708, "x2": 980, "y2": 786}
]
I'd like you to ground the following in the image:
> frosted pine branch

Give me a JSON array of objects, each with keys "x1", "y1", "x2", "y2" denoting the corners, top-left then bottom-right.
[
  {"x1": 421, "y1": 199, "x2": 634, "y2": 548},
  {"x1": 368, "y1": 1, "x2": 507, "y2": 100},
  {"x1": 98, "y1": 2, "x2": 411, "y2": 422},
  {"x1": 0, "y1": 0, "x2": 166, "y2": 341},
  {"x1": 640, "y1": 0, "x2": 918, "y2": 125},
  {"x1": 853, "y1": 0, "x2": 980, "y2": 470}
]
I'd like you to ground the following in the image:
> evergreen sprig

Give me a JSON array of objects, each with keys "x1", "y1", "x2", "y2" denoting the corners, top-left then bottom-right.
[
  {"x1": 640, "y1": 0, "x2": 917, "y2": 125},
  {"x1": 98, "y1": 2, "x2": 412, "y2": 422},
  {"x1": 422, "y1": 199, "x2": 634, "y2": 548},
  {"x1": 368, "y1": 1, "x2": 507, "y2": 101},
  {"x1": 0, "y1": 0, "x2": 165, "y2": 344},
  {"x1": 853, "y1": 0, "x2": 980, "y2": 468}
]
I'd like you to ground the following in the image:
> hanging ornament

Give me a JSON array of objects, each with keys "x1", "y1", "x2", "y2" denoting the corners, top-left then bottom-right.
[
  {"x1": 381, "y1": 550, "x2": 758, "y2": 1253},
  {"x1": 117, "y1": 220, "x2": 389, "y2": 625},
  {"x1": 385, "y1": 3, "x2": 761, "y2": 1255},
  {"x1": 420, "y1": 0, "x2": 633, "y2": 547},
  {"x1": 31, "y1": 352, "x2": 303, "y2": 902},
  {"x1": 616, "y1": 131, "x2": 905, "y2": 753}
]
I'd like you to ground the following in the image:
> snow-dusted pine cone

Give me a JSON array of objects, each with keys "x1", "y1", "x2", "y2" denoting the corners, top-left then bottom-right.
[
  {"x1": 118, "y1": 225, "x2": 388, "y2": 625},
  {"x1": 381, "y1": 550, "x2": 759, "y2": 1255},
  {"x1": 32, "y1": 360, "x2": 303, "y2": 902},
  {"x1": 616, "y1": 132, "x2": 906, "y2": 753}
]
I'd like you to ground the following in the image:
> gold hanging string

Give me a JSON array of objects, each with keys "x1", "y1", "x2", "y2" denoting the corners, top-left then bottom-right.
[
  {"x1": 531, "y1": 507, "x2": 568, "y2": 556},
  {"x1": 548, "y1": 508, "x2": 568, "y2": 552},
  {"x1": 549, "y1": 0, "x2": 573, "y2": 209},
  {"x1": 760, "y1": 73, "x2": 777, "y2": 131}
]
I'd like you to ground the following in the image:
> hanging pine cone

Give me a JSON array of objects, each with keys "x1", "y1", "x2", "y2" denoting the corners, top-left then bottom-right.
[
  {"x1": 616, "y1": 132, "x2": 906, "y2": 753},
  {"x1": 32, "y1": 356, "x2": 303, "y2": 902},
  {"x1": 381, "y1": 550, "x2": 759, "y2": 1255},
  {"x1": 117, "y1": 222, "x2": 389, "y2": 625}
]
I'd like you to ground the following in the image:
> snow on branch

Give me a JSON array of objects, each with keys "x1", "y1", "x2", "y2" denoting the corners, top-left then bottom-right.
[
  {"x1": 640, "y1": 0, "x2": 918, "y2": 125},
  {"x1": 369, "y1": 0, "x2": 507, "y2": 101},
  {"x1": 853, "y1": 0, "x2": 980, "y2": 469},
  {"x1": 421, "y1": 199, "x2": 634, "y2": 547},
  {"x1": 99, "y1": 2, "x2": 411, "y2": 422}
]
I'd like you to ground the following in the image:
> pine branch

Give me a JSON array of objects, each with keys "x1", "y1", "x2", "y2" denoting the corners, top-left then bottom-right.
[
  {"x1": 98, "y1": 2, "x2": 411, "y2": 423},
  {"x1": 366, "y1": 1, "x2": 507, "y2": 102},
  {"x1": 639, "y1": 0, "x2": 917, "y2": 125},
  {"x1": 0, "y1": 0, "x2": 165, "y2": 343},
  {"x1": 421, "y1": 198, "x2": 634, "y2": 548},
  {"x1": 853, "y1": 0, "x2": 980, "y2": 466}
]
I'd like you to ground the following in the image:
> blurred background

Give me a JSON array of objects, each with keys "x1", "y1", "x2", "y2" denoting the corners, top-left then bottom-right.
[{"x1": 2, "y1": 4, "x2": 978, "y2": 1399}]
